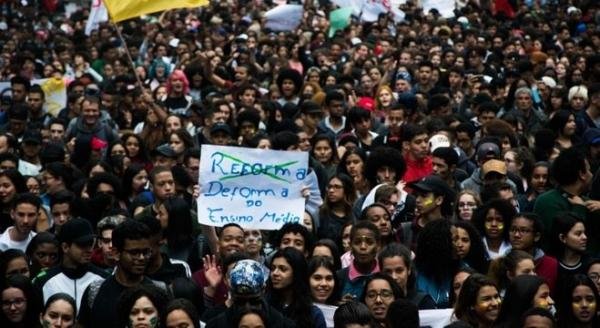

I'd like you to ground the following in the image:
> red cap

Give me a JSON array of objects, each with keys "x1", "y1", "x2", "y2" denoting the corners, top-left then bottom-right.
[
  {"x1": 90, "y1": 137, "x2": 108, "y2": 151},
  {"x1": 356, "y1": 97, "x2": 375, "y2": 112}
]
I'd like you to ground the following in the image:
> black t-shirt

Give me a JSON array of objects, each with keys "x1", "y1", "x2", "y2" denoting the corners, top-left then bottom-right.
[{"x1": 78, "y1": 275, "x2": 164, "y2": 328}]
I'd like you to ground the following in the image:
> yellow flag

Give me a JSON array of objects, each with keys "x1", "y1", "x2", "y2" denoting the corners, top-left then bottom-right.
[{"x1": 104, "y1": 0, "x2": 209, "y2": 22}]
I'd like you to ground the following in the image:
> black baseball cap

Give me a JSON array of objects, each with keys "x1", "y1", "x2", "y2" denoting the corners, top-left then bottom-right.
[{"x1": 58, "y1": 218, "x2": 95, "y2": 246}]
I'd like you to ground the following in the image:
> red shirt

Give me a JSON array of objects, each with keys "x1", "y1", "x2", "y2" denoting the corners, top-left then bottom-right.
[{"x1": 402, "y1": 154, "x2": 433, "y2": 185}]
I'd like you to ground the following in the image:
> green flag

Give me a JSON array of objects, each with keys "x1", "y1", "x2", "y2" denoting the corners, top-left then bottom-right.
[{"x1": 328, "y1": 7, "x2": 353, "y2": 38}]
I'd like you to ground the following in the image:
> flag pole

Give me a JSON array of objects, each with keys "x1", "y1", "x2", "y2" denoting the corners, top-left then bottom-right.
[{"x1": 110, "y1": 20, "x2": 144, "y2": 88}]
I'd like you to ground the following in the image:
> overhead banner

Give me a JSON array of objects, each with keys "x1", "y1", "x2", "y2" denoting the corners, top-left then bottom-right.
[
  {"x1": 197, "y1": 145, "x2": 308, "y2": 230},
  {"x1": 264, "y1": 4, "x2": 304, "y2": 31}
]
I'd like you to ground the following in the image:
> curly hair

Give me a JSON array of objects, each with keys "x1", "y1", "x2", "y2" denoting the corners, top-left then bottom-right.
[
  {"x1": 454, "y1": 273, "x2": 499, "y2": 327},
  {"x1": 453, "y1": 220, "x2": 489, "y2": 273},
  {"x1": 364, "y1": 147, "x2": 406, "y2": 186},
  {"x1": 472, "y1": 198, "x2": 516, "y2": 243},
  {"x1": 415, "y1": 219, "x2": 459, "y2": 285},
  {"x1": 117, "y1": 284, "x2": 170, "y2": 328}
]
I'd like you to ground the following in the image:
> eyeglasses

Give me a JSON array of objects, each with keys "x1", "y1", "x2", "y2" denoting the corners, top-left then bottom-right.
[
  {"x1": 589, "y1": 273, "x2": 600, "y2": 282},
  {"x1": 509, "y1": 227, "x2": 534, "y2": 235},
  {"x1": 2, "y1": 298, "x2": 26, "y2": 308},
  {"x1": 122, "y1": 248, "x2": 152, "y2": 259},
  {"x1": 365, "y1": 290, "x2": 394, "y2": 301}
]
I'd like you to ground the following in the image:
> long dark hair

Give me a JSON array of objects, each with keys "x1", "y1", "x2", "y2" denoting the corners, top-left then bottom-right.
[
  {"x1": 495, "y1": 275, "x2": 547, "y2": 328},
  {"x1": 549, "y1": 212, "x2": 585, "y2": 259},
  {"x1": 454, "y1": 273, "x2": 499, "y2": 327},
  {"x1": 472, "y1": 198, "x2": 515, "y2": 243},
  {"x1": 0, "y1": 274, "x2": 42, "y2": 327},
  {"x1": 310, "y1": 134, "x2": 339, "y2": 166},
  {"x1": 116, "y1": 285, "x2": 169, "y2": 328},
  {"x1": 453, "y1": 220, "x2": 489, "y2": 273},
  {"x1": 320, "y1": 173, "x2": 357, "y2": 219},
  {"x1": 122, "y1": 163, "x2": 148, "y2": 199},
  {"x1": 557, "y1": 274, "x2": 600, "y2": 328},
  {"x1": 121, "y1": 132, "x2": 150, "y2": 163},
  {"x1": 415, "y1": 220, "x2": 459, "y2": 285},
  {"x1": 267, "y1": 247, "x2": 314, "y2": 328},
  {"x1": 308, "y1": 256, "x2": 341, "y2": 305},
  {"x1": 162, "y1": 196, "x2": 194, "y2": 249}
]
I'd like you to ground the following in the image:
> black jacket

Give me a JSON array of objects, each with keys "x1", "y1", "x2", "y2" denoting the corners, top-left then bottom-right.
[{"x1": 205, "y1": 300, "x2": 295, "y2": 328}]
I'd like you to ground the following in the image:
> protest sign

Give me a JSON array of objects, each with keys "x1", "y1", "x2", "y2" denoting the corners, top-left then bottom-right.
[
  {"x1": 197, "y1": 145, "x2": 308, "y2": 230},
  {"x1": 264, "y1": 4, "x2": 304, "y2": 31}
]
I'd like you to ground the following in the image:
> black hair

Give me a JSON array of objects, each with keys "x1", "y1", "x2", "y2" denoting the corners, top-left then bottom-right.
[
  {"x1": 122, "y1": 163, "x2": 147, "y2": 198},
  {"x1": 0, "y1": 274, "x2": 42, "y2": 327},
  {"x1": 350, "y1": 220, "x2": 381, "y2": 244},
  {"x1": 495, "y1": 275, "x2": 547, "y2": 328},
  {"x1": 337, "y1": 147, "x2": 367, "y2": 177},
  {"x1": 270, "y1": 130, "x2": 300, "y2": 150},
  {"x1": 364, "y1": 147, "x2": 406, "y2": 186},
  {"x1": 274, "y1": 223, "x2": 314, "y2": 253},
  {"x1": 453, "y1": 221, "x2": 489, "y2": 273},
  {"x1": 347, "y1": 106, "x2": 371, "y2": 125},
  {"x1": 112, "y1": 219, "x2": 151, "y2": 251},
  {"x1": 472, "y1": 198, "x2": 516, "y2": 243},
  {"x1": 552, "y1": 147, "x2": 587, "y2": 186},
  {"x1": 162, "y1": 196, "x2": 194, "y2": 249},
  {"x1": 361, "y1": 272, "x2": 405, "y2": 303},
  {"x1": 432, "y1": 147, "x2": 459, "y2": 167},
  {"x1": 520, "y1": 307, "x2": 555, "y2": 327},
  {"x1": 42, "y1": 293, "x2": 76, "y2": 320},
  {"x1": 333, "y1": 301, "x2": 377, "y2": 328},
  {"x1": 325, "y1": 90, "x2": 345, "y2": 106},
  {"x1": 386, "y1": 298, "x2": 419, "y2": 328},
  {"x1": 455, "y1": 122, "x2": 476, "y2": 139},
  {"x1": 401, "y1": 123, "x2": 428, "y2": 143},
  {"x1": 163, "y1": 298, "x2": 200, "y2": 328},
  {"x1": 454, "y1": 273, "x2": 499, "y2": 327},
  {"x1": 28, "y1": 84, "x2": 45, "y2": 99},
  {"x1": 556, "y1": 274, "x2": 599, "y2": 328},
  {"x1": 49, "y1": 190, "x2": 75, "y2": 208},
  {"x1": 415, "y1": 220, "x2": 458, "y2": 291},
  {"x1": 86, "y1": 172, "x2": 123, "y2": 199},
  {"x1": 43, "y1": 162, "x2": 73, "y2": 190},
  {"x1": 12, "y1": 192, "x2": 41, "y2": 210},
  {"x1": 307, "y1": 256, "x2": 341, "y2": 305},
  {"x1": 510, "y1": 212, "x2": 545, "y2": 249},
  {"x1": 549, "y1": 212, "x2": 585, "y2": 259},
  {"x1": 0, "y1": 168, "x2": 27, "y2": 195},
  {"x1": 0, "y1": 248, "x2": 28, "y2": 277},
  {"x1": 218, "y1": 223, "x2": 244, "y2": 238},
  {"x1": 168, "y1": 279, "x2": 203, "y2": 319},
  {"x1": 117, "y1": 284, "x2": 170, "y2": 328},
  {"x1": 25, "y1": 231, "x2": 59, "y2": 277}
]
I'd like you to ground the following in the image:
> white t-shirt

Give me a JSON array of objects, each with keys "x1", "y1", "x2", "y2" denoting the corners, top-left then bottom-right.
[{"x1": 0, "y1": 227, "x2": 36, "y2": 252}]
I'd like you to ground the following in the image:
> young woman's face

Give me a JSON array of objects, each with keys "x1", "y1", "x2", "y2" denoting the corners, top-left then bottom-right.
[
  {"x1": 238, "y1": 313, "x2": 265, "y2": 328},
  {"x1": 301, "y1": 212, "x2": 313, "y2": 233},
  {"x1": 41, "y1": 299, "x2": 75, "y2": 328},
  {"x1": 244, "y1": 229, "x2": 263, "y2": 256},
  {"x1": 562, "y1": 222, "x2": 587, "y2": 253},
  {"x1": 309, "y1": 266, "x2": 335, "y2": 303},
  {"x1": 588, "y1": 264, "x2": 600, "y2": 293},
  {"x1": 365, "y1": 206, "x2": 392, "y2": 237},
  {"x1": 452, "y1": 271, "x2": 471, "y2": 301},
  {"x1": 364, "y1": 279, "x2": 395, "y2": 322},
  {"x1": 533, "y1": 284, "x2": 554, "y2": 310},
  {"x1": 457, "y1": 194, "x2": 477, "y2": 220},
  {"x1": 132, "y1": 170, "x2": 149, "y2": 193},
  {"x1": 270, "y1": 257, "x2": 294, "y2": 290},
  {"x1": 473, "y1": 285, "x2": 501, "y2": 324},
  {"x1": 452, "y1": 227, "x2": 471, "y2": 259},
  {"x1": 165, "y1": 309, "x2": 194, "y2": 328},
  {"x1": 512, "y1": 258, "x2": 536, "y2": 277},
  {"x1": 26, "y1": 177, "x2": 40, "y2": 196},
  {"x1": 351, "y1": 228, "x2": 378, "y2": 266},
  {"x1": 129, "y1": 296, "x2": 159, "y2": 328},
  {"x1": 0, "y1": 176, "x2": 17, "y2": 203},
  {"x1": 484, "y1": 208, "x2": 504, "y2": 240},
  {"x1": 326, "y1": 177, "x2": 345, "y2": 204},
  {"x1": 378, "y1": 89, "x2": 393, "y2": 107},
  {"x1": 530, "y1": 166, "x2": 549, "y2": 194},
  {"x1": 313, "y1": 140, "x2": 333, "y2": 164},
  {"x1": 165, "y1": 117, "x2": 182, "y2": 135},
  {"x1": 345, "y1": 154, "x2": 364, "y2": 178},
  {"x1": 169, "y1": 133, "x2": 185, "y2": 155},
  {"x1": 32, "y1": 242, "x2": 59, "y2": 270},
  {"x1": 571, "y1": 285, "x2": 597, "y2": 323},
  {"x1": 380, "y1": 256, "x2": 409, "y2": 292},
  {"x1": 1, "y1": 287, "x2": 27, "y2": 323},
  {"x1": 342, "y1": 225, "x2": 352, "y2": 252}
]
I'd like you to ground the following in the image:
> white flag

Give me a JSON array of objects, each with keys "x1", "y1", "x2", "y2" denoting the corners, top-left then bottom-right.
[
  {"x1": 85, "y1": 0, "x2": 108, "y2": 36},
  {"x1": 264, "y1": 5, "x2": 303, "y2": 32}
]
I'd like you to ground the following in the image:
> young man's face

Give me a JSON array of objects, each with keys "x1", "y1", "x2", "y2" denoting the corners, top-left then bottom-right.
[
  {"x1": 405, "y1": 133, "x2": 429, "y2": 160},
  {"x1": 351, "y1": 228, "x2": 378, "y2": 266},
  {"x1": 51, "y1": 203, "x2": 71, "y2": 227},
  {"x1": 98, "y1": 229, "x2": 114, "y2": 261},
  {"x1": 280, "y1": 232, "x2": 306, "y2": 255},
  {"x1": 509, "y1": 217, "x2": 538, "y2": 252},
  {"x1": 11, "y1": 203, "x2": 38, "y2": 235},
  {"x1": 432, "y1": 157, "x2": 451, "y2": 179},
  {"x1": 218, "y1": 226, "x2": 245, "y2": 256},
  {"x1": 114, "y1": 238, "x2": 152, "y2": 276},
  {"x1": 152, "y1": 171, "x2": 175, "y2": 201},
  {"x1": 415, "y1": 191, "x2": 442, "y2": 218}
]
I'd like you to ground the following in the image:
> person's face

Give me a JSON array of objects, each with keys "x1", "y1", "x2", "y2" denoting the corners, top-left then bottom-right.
[
  {"x1": 110, "y1": 144, "x2": 127, "y2": 159},
  {"x1": 51, "y1": 203, "x2": 71, "y2": 227},
  {"x1": 27, "y1": 92, "x2": 44, "y2": 111},
  {"x1": 516, "y1": 92, "x2": 533, "y2": 111},
  {"x1": 218, "y1": 226, "x2": 244, "y2": 256},
  {"x1": 11, "y1": 83, "x2": 26, "y2": 102},
  {"x1": 522, "y1": 314, "x2": 554, "y2": 328},
  {"x1": 509, "y1": 217, "x2": 537, "y2": 251},
  {"x1": 281, "y1": 79, "x2": 296, "y2": 97},
  {"x1": 351, "y1": 228, "x2": 378, "y2": 266},
  {"x1": 5, "y1": 257, "x2": 30, "y2": 278},
  {"x1": 432, "y1": 157, "x2": 450, "y2": 179},
  {"x1": 328, "y1": 99, "x2": 345, "y2": 118},
  {"x1": 152, "y1": 171, "x2": 175, "y2": 200},
  {"x1": 280, "y1": 232, "x2": 305, "y2": 254},
  {"x1": 0, "y1": 176, "x2": 16, "y2": 203},
  {"x1": 98, "y1": 229, "x2": 114, "y2": 261},
  {"x1": 399, "y1": 53, "x2": 412, "y2": 66},
  {"x1": 406, "y1": 133, "x2": 429, "y2": 160},
  {"x1": 184, "y1": 157, "x2": 199, "y2": 181},
  {"x1": 365, "y1": 279, "x2": 395, "y2": 322},
  {"x1": 457, "y1": 194, "x2": 477, "y2": 221},
  {"x1": 129, "y1": 296, "x2": 158, "y2": 328},
  {"x1": 376, "y1": 166, "x2": 396, "y2": 184},
  {"x1": 418, "y1": 66, "x2": 432, "y2": 83},
  {"x1": 484, "y1": 208, "x2": 504, "y2": 241},
  {"x1": 238, "y1": 313, "x2": 265, "y2": 328},
  {"x1": 381, "y1": 256, "x2": 409, "y2": 291},
  {"x1": 312, "y1": 245, "x2": 333, "y2": 259},
  {"x1": 456, "y1": 132, "x2": 472, "y2": 153},
  {"x1": 327, "y1": 177, "x2": 345, "y2": 204},
  {"x1": 2, "y1": 287, "x2": 27, "y2": 323},
  {"x1": 165, "y1": 309, "x2": 194, "y2": 328},
  {"x1": 271, "y1": 256, "x2": 293, "y2": 289},
  {"x1": 301, "y1": 212, "x2": 313, "y2": 233},
  {"x1": 513, "y1": 259, "x2": 536, "y2": 277},
  {"x1": 503, "y1": 151, "x2": 518, "y2": 174},
  {"x1": 33, "y1": 242, "x2": 59, "y2": 270},
  {"x1": 378, "y1": 89, "x2": 392, "y2": 107},
  {"x1": 562, "y1": 114, "x2": 577, "y2": 136},
  {"x1": 533, "y1": 284, "x2": 554, "y2": 310},
  {"x1": 452, "y1": 227, "x2": 471, "y2": 259},
  {"x1": 309, "y1": 266, "x2": 334, "y2": 303},
  {"x1": 342, "y1": 225, "x2": 352, "y2": 252},
  {"x1": 562, "y1": 222, "x2": 587, "y2": 253},
  {"x1": 40, "y1": 299, "x2": 75, "y2": 328},
  {"x1": 11, "y1": 203, "x2": 38, "y2": 235},
  {"x1": 386, "y1": 109, "x2": 404, "y2": 133},
  {"x1": 588, "y1": 264, "x2": 600, "y2": 293},
  {"x1": 365, "y1": 206, "x2": 392, "y2": 237},
  {"x1": 165, "y1": 116, "x2": 182, "y2": 135},
  {"x1": 132, "y1": 170, "x2": 149, "y2": 193},
  {"x1": 211, "y1": 131, "x2": 230, "y2": 145},
  {"x1": 81, "y1": 100, "x2": 100, "y2": 126},
  {"x1": 474, "y1": 285, "x2": 501, "y2": 324},
  {"x1": 452, "y1": 271, "x2": 471, "y2": 301},
  {"x1": 415, "y1": 191, "x2": 441, "y2": 217},
  {"x1": 169, "y1": 134, "x2": 185, "y2": 155},
  {"x1": 313, "y1": 140, "x2": 333, "y2": 164},
  {"x1": 345, "y1": 154, "x2": 364, "y2": 178},
  {"x1": 49, "y1": 123, "x2": 65, "y2": 142},
  {"x1": 448, "y1": 72, "x2": 463, "y2": 88},
  {"x1": 571, "y1": 285, "x2": 597, "y2": 323},
  {"x1": 241, "y1": 89, "x2": 256, "y2": 106},
  {"x1": 244, "y1": 229, "x2": 263, "y2": 256},
  {"x1": 394, "y1": 79, "x2": 411, "y2": 93},
  {"x1": 115, "y1": 238, "x2": 152, "y2": 275},
  {"x1": 63, "y1": 239, "x2": 94, "y2": 266}
]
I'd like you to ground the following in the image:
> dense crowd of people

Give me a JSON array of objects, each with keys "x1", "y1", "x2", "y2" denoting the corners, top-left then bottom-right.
[{"x1": 0, "y1": 0, "x2": 599, "y2": 327}]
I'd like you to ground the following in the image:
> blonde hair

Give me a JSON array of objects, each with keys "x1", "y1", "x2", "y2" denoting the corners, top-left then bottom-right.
[
  {"x1": 568, "y1": 85, "x2": 588, "y2": 102},
  {"x1": 375, "y1": 85, "x2": 394, "y2": 110}
]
